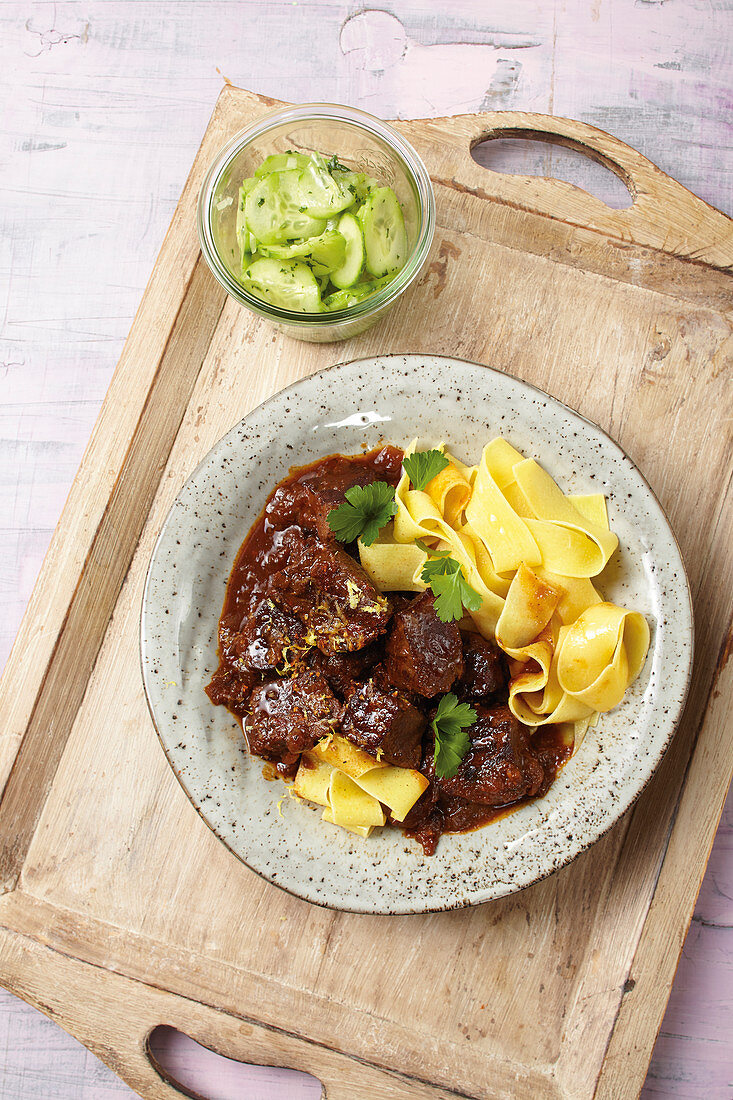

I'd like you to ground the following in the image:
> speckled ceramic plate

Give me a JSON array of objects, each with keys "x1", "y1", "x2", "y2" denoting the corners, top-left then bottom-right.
[{"x1": 141, "y1": 354, "x2": 693, "y2": 914}]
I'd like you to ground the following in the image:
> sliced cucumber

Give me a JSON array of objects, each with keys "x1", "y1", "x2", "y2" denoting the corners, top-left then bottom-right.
[
  {"x1": 235, "y1": 149, "x2": 409, "y2": 309},
  {"x1": 254, "y1": 152, "x2": 310, "y2": 177},
  {"x1": 333, "y1": 170, "x2": 379, "y2": 204},
  {"x1": 258, "y1": 230, "x2": 346, "y2": 275},
  {"x1": 298, "y1": 153, "x2": 355, "y2": 218},
  {"x1": 245, "y1": 171, "x2": 326, "y2": 246},
  {"x1": 236, "y1": 180, "x2": 258, "y2": 254},
  {"x1": 362, "y1": 187, "x2": 408, "y2": 278},
  {"x1": 330, "y1": 213, "x2": 365, "y2": 289},
  {"x1": 236, "y1": 198, "x2": 246, "y2": 252},
  {"x1": 241, "y1": 258, "x2": 322, "y2": 312},
  {"x1": 322, "y1": 276, "x2": 391, "y2": 312}
]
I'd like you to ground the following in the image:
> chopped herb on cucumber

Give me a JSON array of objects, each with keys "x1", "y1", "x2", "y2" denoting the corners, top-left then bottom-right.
[{"x1": 235, "y1": 150, "x2": 408, "y2": 312}]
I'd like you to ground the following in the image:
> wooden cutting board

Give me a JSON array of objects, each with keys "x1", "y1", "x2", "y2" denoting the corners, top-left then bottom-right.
[{"x1": 0, "y1": 87, "x2": 731, "y2": 1100}]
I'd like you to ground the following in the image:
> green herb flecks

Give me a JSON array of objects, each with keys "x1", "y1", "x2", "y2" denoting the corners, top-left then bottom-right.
[{"x1": 326, "y1": 153, "x2": 350, "y2": 173}]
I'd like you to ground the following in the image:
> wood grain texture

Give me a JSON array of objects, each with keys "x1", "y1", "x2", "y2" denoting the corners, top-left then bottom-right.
[
  {"x1": 0, "y1": 83, "x2": 731, "y2": 1100},
  {"x1": 2, "y1": 3, "x2": 732, "y2": 1097}
]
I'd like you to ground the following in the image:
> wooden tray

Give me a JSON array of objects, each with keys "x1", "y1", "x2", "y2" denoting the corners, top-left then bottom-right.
[{"x1": 1, "y1": 87, "x2": 731, "y2": 1100}]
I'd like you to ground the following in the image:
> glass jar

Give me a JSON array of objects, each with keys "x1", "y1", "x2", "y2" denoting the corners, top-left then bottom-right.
[{"x1": 197, "y1": 103, "x2": 435, "y2": 343}]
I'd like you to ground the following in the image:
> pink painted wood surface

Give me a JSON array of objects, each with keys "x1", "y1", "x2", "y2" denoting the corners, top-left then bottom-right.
[{"x1": 1, "y1": 1, "x2": 731, "y2": 1096}]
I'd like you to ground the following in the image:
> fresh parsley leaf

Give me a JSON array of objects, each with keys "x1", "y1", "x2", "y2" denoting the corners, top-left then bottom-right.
[
  {"x1": 433, "y1": 693, "x2": 477, "y2": 779},
  {"x1": 420, "y1": 555, "x2": 457, "y2": 582},
  {"x1": 403, "y1": 449, "x2": 449, "y2": 491},
  {"x1": 327, "y1": 482, "x2": 397, "y2": 547},
  {"x1": 420, "y1": 554, "x2": 482, "y2": 622}
]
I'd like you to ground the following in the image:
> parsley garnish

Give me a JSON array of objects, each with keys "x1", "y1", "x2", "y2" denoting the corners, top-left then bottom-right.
[
  {"x1": 415, "y1": 538, "x2": 452, "y2": 558},
  {"x1": 403, "y1": 449, "x2": 449, "y2": 491},
  {"x1": 420, "y1": 551, "x2": 482, "y2": 622},
  {"x1": 433, "y1": 693, "x2": 477, "y2": 779},
  {"x1": 327, "y1": 482, "x2": 397, "y2": 547}
]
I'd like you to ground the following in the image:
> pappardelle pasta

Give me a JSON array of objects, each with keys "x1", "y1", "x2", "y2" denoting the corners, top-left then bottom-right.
[{"x1": 359, "y1": 438, "x2": 649, "y2": 753}]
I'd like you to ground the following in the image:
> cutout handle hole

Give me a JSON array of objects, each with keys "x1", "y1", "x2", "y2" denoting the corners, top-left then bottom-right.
[
  {"x1": 471, "y1": 135, "x2": 633, "y2": 209},
  {"x1": 148, "y1": 1026, "x2": 323, "y2": 1100}
]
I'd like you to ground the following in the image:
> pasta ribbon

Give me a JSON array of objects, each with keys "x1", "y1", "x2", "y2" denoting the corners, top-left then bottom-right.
[
  {"x1": 496, "y1": 563, "x2": 561, "y2": 651},
  {"x1": 426, "y1": 461, "x2": 472, "y2": 527},
  {"x1": 386, "y1": 461, "x2": 508, "y2": 634},
  {"x1": 556, "y1": 603, "x2": 651, "y2": 712},
  {"x1": 293, "y1": 737, "x2": 428, "y2": 838},
  {"x1": 321, "y1": 810, "x2": 373, "y2": 838},
  {"x1": 465, "y1": 446, "x2": 542, "y2": 574},
  {"x1": 483, "y1": 437, "x2": 526, "y2": 491},
  {"x1": 355, "y1": 766, "x2": 429, "y2": 822},
  {"x1": 513, "y1": 459, "x2": 618, "y2": 577},
  {"x1": 505, "y1": 624, "x2": 558, "y2": 726},
  {"x1": 535, "y1": 568, "x2": 603, "y2": 625},
  {"x1": 311, "y1": 734, "x2": 387, "y2": 779},
  {"x1": 569, "y1": 494, "x2": 610, "y2": 529},
  {"x1": 292, "y1": 756, "x2": 332, "y2": 806},
  {"x1": 358, "y1": 527, "x2": 426, "y2": 592},
  {"x1": 328, "y1": 770, "x2": 386, "y2": 828}
]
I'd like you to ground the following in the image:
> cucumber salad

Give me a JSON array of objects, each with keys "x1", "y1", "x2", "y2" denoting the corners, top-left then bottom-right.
[{"x1": 234, "y1": 151, "x2": 408, "y2": 313}]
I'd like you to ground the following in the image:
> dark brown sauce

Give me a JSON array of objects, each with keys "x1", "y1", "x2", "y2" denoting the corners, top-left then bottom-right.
[
  {"x1": 213, "y1": 445, "x2": 403, "y2": 652},
  {"x1": 206, "y1": 447, "x2": 572, "y2": 855}
]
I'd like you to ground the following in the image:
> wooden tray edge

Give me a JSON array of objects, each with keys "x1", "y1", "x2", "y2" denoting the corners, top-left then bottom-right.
[{"x1": 594, "y1": 640, "x2": 733, "y2": 1096}]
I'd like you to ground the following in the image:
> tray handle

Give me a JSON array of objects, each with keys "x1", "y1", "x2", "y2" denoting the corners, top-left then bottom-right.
[
  {"x1": 144, "y1": 1025, "x2": 322, "y2": 1099},
  {"x1": 428, "y1": 110, "x2": 733, "y2": 268},
  {"x1": 100, "y1": 1008, "x2": 441, "y2": 1100}
]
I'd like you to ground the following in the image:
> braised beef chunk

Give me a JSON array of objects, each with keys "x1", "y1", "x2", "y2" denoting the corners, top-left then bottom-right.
[
  {"x1": 385, "y1": 591, "x2": 464, "y2": 697},
  {"x1": 266, "y1": 448, "x2": 403, "y2": 540},
  {"x1": 266, "y1": 461, "x2": 379, "y2": 541},
  {"x1": 341, "y1": 674, "x2": 426, "y2": 769},
  {"x1": 438, "y1": 705, "x2": 545, "y2": 806},
  {"x1": 308, "y1": 642, "x2": 380, "y2": 696},
  {"x1": 219, "y1": 599, "x2": 307, "y2": 674},
  {"x1": 402, "y1": 791, "x2": 443, "y2": 856},
  {"x1": 268, "y1": 528, "x2": 391, "y2": 655},
  {"x1": 457, "y1": 632, "x2": 508, "y2": 701},
  {"x1": 205, "y1": 665, "x2": 258, "y2": 716},
  {"x1": 246, "y1": 669, "x2": 342, "y2": 773}
]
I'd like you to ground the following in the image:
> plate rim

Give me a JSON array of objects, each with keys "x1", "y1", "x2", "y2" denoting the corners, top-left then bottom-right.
[{"x1": 140, "y1": 352, "x2": 694, "y2": 914}]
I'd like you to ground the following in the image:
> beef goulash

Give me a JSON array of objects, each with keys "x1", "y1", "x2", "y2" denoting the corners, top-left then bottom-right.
[{"x1": 207, "y1": 440, "x2": 650, "y2": 854}]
